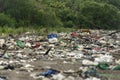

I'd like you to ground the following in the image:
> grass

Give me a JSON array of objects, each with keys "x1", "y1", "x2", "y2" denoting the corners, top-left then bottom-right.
[{"x1": 0, "y1": 26, "x2": 76, "y2": 36}]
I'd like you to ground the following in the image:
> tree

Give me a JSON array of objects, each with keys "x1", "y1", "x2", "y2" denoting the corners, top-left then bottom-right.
[
  {"x1": 94, "y1": 0, "x2": 120, "y2": 10},
  {"x1": 77, "y1": 1, "x2": 120, "y2": 29},
  {"x1": 2, "y1": 0, "x2": 37, "y2": 26},
  {"x1": 0, "y1": 13, "x2": 15, "y2": 27},
  {"x1": 0, "y1": 0, "x2": 120, "y2": 29}
]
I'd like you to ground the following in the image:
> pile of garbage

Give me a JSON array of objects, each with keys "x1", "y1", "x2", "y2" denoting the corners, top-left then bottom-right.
[{"x1": 0, "y1": 29, "x2": 120, "y2": 80}]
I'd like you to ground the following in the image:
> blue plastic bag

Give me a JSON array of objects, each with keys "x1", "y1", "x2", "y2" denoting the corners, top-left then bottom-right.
[{"x1": 40, "y1": 69, "x2": 58, "y2": 77}]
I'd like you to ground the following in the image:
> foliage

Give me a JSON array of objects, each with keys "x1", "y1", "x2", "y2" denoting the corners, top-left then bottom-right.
[
  {"x1": 0, "y1": 0, "x2": 120, "y2": 29},
  {"x1": 0, "y1": 13, "x2": 15, "y2": 27},
  {"x1": 78, "y1": 1, "x2": 120, "y2": 29}
]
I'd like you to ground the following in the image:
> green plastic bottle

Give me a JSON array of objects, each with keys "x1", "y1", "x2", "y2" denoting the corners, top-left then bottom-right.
[{"x1": 16, "y1": 40, "x2": 25, "y2": 48}]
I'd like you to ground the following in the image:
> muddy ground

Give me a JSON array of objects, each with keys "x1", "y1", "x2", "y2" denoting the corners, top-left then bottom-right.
[{"x1": 0, "y1": 58, "x2": 120, "y2": 80}]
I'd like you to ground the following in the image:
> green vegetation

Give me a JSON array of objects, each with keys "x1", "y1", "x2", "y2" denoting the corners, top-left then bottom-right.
[
  {"x1": 0, "y1": 13, "x2": 16, "y2": 27},
  {"x1": 0, "y1": 26, "x2": 75, "y2": 36},
  {"x1": 0, "y1": 0, "x2": 120, "y2": 32}
]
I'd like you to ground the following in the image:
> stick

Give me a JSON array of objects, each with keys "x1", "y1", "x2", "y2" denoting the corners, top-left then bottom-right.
[{"x1": 44, "y1": 47, "x2": 52, "y2": 56}]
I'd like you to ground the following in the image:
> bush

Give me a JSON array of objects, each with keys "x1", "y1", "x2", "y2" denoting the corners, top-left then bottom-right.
[
  {"x1": 0, "y1": 13, "x2": 16, "y2": 27},
  {"x1": 64, "y1": 21, "x2": 74, "y2": 28},
  {"x1": 78, "y1": 1, "x2": 120, "y2": 29}
]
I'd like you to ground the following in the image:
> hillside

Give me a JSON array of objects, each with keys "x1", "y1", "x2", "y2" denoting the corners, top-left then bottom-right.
[{"x1": 0, "y1": 0, "x2": 120, "y2": 29}]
